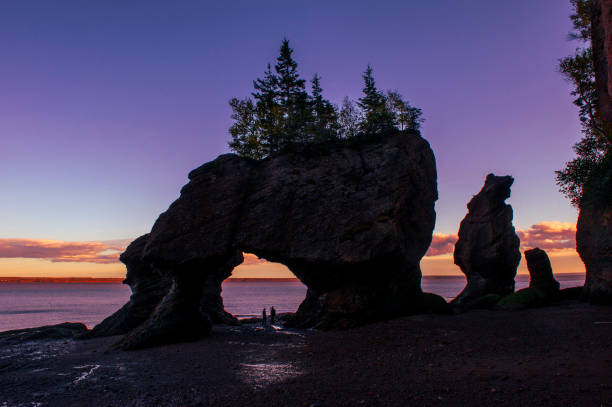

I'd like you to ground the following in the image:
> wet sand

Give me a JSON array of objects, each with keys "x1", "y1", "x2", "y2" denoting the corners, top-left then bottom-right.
[{"x1": 1, "y1": 301, "x2": 610, "y2": 407}]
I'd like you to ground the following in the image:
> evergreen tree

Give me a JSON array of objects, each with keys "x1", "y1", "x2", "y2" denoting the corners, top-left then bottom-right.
[
  {"x1": 556, "y1": 0, "x2": 611, "y2": 206},
  {"x1": 275, "y1": 39, "x2": 310, "y2": 145},
  {"x1": 338, "y1": 97, "x2": 361, "y2": 138},
  {"x1": 228, "y1": 40, "x2": 427, "y2": 159},
  {"x1": 310, "y1": 73, "x2": 339, "y2": 141},
  {"x1": 357, "y1": 65, "x2": 396, "y2": 135},
  {"x1": 228, "y1": 98, "x2": 265, "y2": 159},
  {"x1": 386, "y1": 90, "x2": 423, "y2": 132},
  {"x1": 252, "y1": 64, "x2": 282, "y2": 155}
]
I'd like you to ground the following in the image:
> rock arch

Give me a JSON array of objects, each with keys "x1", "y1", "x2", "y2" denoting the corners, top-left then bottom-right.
[{"x1": 87, "y1": 132, "x2": 440, "y2": 349}]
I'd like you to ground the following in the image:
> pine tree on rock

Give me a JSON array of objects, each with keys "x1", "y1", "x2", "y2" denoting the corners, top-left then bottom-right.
[
  {"x1": 338, "y1": 97, "x2": 361, "y2": 139},
  {"x1": 252, "y1": 64, "x2": 282, "y2": 155},
  {"x1": 358, "y1": 65, "x2": 396, "y2": 135},
  {"x1": 386, "y1": 90, "x2": 423, "y2": 132},
  {"x1": 275, "y1": 39, "x2": 311, "y2": 146},
  {"x1": 228, "y1": 97, "x2": 265, "y2": 159},
  {"x1": 310, "y1": 73, "x2": 339, "y2": 141}
]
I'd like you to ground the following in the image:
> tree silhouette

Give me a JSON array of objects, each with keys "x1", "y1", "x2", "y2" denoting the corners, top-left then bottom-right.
[
  {"x1": 275, "y1": 39, "x2": 311, "y2": 145},
  {"x1": 357, "y1": 65, "x2": 396, "y2": 135},
  {"x1": 228, "y1": 42, "x2": 425, "y2": 159},
  {"x1": 310, "y1": 73, "x2": 339, "y2": 141}
]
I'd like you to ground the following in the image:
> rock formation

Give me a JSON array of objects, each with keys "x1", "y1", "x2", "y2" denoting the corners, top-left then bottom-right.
[
  {"x1": 525, "y1": 248, "x2": 560, "y2": 296},
  {"x1": 496, "y1": 248, "x2": 560, "y2": 311},
  {"x1": 0, "y1": 323, "x2": 87, "y2": 345},
  {"x1": 79, "y1": 235, "x2": 174, "y2": 339},
  {"x1": 452, "y1": 174, "x2": 521, "y2": 307},
  {"x1": 576, "y1": 0, "x2": 612, "y2": 305},
  {"x1": 90, "y1": 131, "x2": 440, "y2": 349},
  {"x1": 577, "y1": 187, "x2": 612, "y2": 304}
]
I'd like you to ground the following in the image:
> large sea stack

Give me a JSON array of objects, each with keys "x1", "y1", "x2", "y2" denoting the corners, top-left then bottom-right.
[
  {"x1": 576, "y1": 0, "x2": 612, "y2": 304},
  {"x1": 452, "y1": 174, "x2": 521, "y2": 306},
  {"x1": 90, "y1": 131, "x2": 439, "y2": 349},
  {"x1": 576, "y1": 185, "x2": 612, "y2": 304}
]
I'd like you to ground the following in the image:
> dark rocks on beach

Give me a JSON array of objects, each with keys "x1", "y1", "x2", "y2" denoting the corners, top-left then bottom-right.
[
  {"x1": 0, "y1": 322, "x2": 87, "y2": 345},
  {"x1": 90, "y1": 131, "x2": 440, "y2": 349},
  {"x1": 497, "y1": 248, "x2": 561, "y2": 312},
  {"x1": 525, "y1": 248, "x2": 560, "y2": 296},
  {"x1": 452, "y1": 174, "x2": 521, "y2": 308}
]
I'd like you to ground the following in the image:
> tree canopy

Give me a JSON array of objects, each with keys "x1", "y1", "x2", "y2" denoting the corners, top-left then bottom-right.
[
  {"x1": 556, "y1": 0, "x2": 611, "y2": 207},
  {"x1": 228, "y1": 40, "x2": 423, "y2": 159}
]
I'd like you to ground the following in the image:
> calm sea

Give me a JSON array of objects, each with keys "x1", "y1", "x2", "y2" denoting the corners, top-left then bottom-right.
[{"x1": 0, "y1": 273, "x2": 585, "y2": 332}]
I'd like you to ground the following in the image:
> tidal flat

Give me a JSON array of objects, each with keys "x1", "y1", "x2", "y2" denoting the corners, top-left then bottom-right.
[{"x1": 1, "y1": 301, "x2": 610, "y2": 407}]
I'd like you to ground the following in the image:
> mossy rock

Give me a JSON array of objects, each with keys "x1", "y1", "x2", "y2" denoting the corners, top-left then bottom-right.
[
  {"x1": 451, "y1": 293, "x2": 501, "y2": 313},
  {"x1": 467, "y1": 294, "x2": 501, "y2": 309},
  {"x1": 496, "y1": 288, "x2": 548, "y2": 311}
]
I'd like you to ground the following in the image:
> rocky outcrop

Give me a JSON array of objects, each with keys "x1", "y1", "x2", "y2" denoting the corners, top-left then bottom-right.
[
  {"x1": 525, "y1": 248, "x2": 560, "y2": 296},
  {"x1": 452, "y1": 174, "x2": 521, "y2": 307},
  {"x1": 79, "y1": 235, "x2": 173, "y2": 339},
  {"x1": 581, "y1": 0, "x2": 612, "y2": 304},
  {"x1": 91, "y1": 131, "x2": 440, "y2": 349},
  {"x1": 577, "y1": 181, "x2": 612, "y2": 304},
  {"x1": 496, "y1": 248, "x2": 560, "y2": 311},
  {"x1": 0, "y1": 323, "x2": 87, "y2": 345}
]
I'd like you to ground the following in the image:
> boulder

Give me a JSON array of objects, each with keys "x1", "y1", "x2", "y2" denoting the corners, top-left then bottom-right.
[
  {"x1": 497, "y1": 248, "x2": 561, "y2": 311},
  {"x1": 90, "y1": 131, "x2": 440, "y2": 349},
  {"x1": 452, "y1": 174, "x2": 521, "y2": 307},
  {"x1": 524, "y1": 248, "x2": 560, "y2": 297}
]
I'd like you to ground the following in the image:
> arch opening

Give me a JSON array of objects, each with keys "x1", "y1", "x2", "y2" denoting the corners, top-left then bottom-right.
[{"x1": 220, "y1": 253, "x2": 307, "y2": 321}]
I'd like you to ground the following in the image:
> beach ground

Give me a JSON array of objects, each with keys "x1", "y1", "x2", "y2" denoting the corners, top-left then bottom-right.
[{"x1": 1, "y1": 301, "x2": 610, "y2": 407}]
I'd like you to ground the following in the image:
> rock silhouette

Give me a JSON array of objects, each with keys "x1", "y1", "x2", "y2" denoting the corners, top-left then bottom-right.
[
  {"x1": 577, "y1": 191, "x2": 612, "y2": 304},
  {"x1": 525, "y1": 248, "x2": 560, "y2": 296},
  {"x1": 90, "y1": 131, "x2": 440, "y2": 349},
  {"x1": 452, "y1": 174, "x2": 521, "y2": 307},
  {"x1": 496, "y1": 248, "x2": 560, "y2": 311},
  {"x1": 579, "y1": 0, "x2": 612, "y2": 304}
]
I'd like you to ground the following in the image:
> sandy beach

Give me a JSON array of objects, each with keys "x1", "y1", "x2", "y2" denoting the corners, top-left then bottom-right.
[{"x1": 1, "y1": 300, "x2": 610, "y2": 407}]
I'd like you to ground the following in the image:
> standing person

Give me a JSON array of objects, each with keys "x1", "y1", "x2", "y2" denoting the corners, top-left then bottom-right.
[
  {"x1": 270, "y1": 307, "x2": 276, "y2": 325},
  {"x1": 262, "y1": 308, "x2": 267, "y2": 327}
]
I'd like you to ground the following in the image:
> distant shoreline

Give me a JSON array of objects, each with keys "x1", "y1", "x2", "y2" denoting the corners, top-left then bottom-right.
[{"x1": 0, "y1": 273, "x2": 585, "y2": 284}]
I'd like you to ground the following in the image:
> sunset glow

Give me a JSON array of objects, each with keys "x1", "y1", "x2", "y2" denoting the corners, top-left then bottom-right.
[{"x1": 0, "y1": 222, "x2": 584, "y2": 278}]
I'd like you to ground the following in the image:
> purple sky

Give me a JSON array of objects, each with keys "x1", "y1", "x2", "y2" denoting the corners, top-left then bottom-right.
[{"x1": 1, "y1": 1, "x2": 581, "y2": 242}]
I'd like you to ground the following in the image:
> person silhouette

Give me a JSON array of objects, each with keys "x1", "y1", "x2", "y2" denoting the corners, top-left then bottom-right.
[
  {"x1": 270, "y1": 306, "x2": 276, "y2": 325},
  {"x1": 262, "y1": 308, "x2": 267, "y2": 327}
]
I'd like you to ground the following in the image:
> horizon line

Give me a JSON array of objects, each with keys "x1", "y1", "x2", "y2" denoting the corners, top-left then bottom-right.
[{"x1": 0, "y1": 273, "x2": 586, "y2": 283}]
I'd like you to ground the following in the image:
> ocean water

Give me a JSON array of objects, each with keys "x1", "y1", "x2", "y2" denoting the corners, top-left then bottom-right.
[{"x1": 0, "y1": 273, "x2": 585, "y2": 332}]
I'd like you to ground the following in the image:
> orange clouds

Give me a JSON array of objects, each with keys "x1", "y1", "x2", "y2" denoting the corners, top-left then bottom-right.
[
  {"x1": 0, "y1": 238, "x2": 130, "y2": 264},
  {"x1": 0, "y1": 221, "x2": 576, "y2": 267},
  {"x1": 426, "y1": 233, "x2": 457, "y2": 257},
  {"x1": 517, "y1": 221, "x2": 576, "y2": 252},
  {"x1": 424, "y1": 221, "x2": 577, "y2": 257},
  {"x1": 241, "y1": 253, "x2": 268, "y2": 265}
]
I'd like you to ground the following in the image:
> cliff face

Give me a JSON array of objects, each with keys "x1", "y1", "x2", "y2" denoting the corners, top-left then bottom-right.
[
  {"x1": 92, "y1": 131, "x2": 439, "y2": 349},
  {"x1": 577, "y1": 0, "x2": 612, "y2": 304},
  {"x1": 592, "y1": 0, "x2": 612, "y2": 143},
  {"x1": 577, "y1": 184, "x2": 612, "y2": 304}
]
